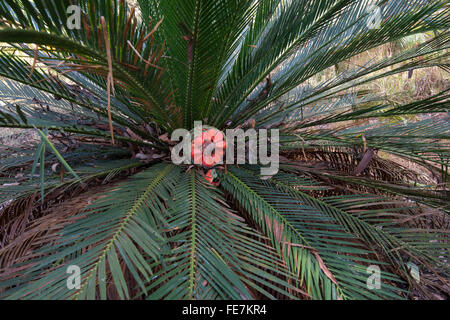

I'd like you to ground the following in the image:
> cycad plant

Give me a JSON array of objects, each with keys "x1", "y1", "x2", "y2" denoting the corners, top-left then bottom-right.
[{"x1": 0, "y1": 0, "x2": 449, "y2": 300}]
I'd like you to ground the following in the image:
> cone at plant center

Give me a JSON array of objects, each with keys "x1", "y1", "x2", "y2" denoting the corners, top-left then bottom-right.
[{"x1": 191, "y1": 128, "x2": 226, "y2": 168}]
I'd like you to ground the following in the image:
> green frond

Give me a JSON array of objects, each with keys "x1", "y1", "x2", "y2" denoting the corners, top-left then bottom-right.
[
  {"x1": 147, "y1": 170, "x2": 300, "y2": 300},
  {"x1": 0, "y1": 163, "x2": 179, "y2": 299},
  {"x1": 220, "y1": 166, "x2": 407, "y2": 299}
]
